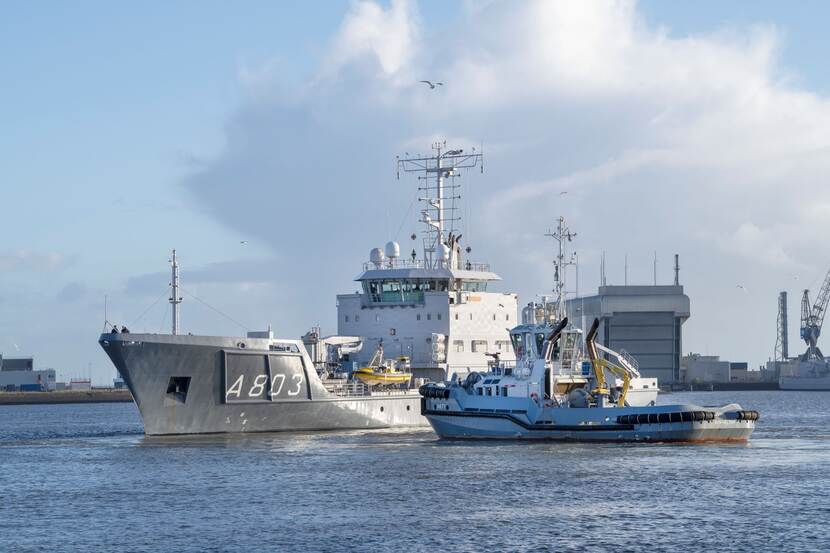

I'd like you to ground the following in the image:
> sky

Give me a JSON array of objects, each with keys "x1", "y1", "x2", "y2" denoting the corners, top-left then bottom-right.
[{"x1": 2, "y1": 0, "x2": 830, "y2": 384}]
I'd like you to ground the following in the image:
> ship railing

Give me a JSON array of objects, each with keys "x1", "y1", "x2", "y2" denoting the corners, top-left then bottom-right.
[
  {"x1": 361, "y1": 259, "x2": 492, "y2": 272},
  {"x1": 618, "y1": 349, "x2": 640, "y2": 371},
  {"x1": 323, "y1": 381, "x2": 415, "y2": 397}
]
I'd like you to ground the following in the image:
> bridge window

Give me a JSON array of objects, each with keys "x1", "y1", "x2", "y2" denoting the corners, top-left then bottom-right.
[
  {"x1": 345, "y1": 315, "x2": 349, "y2": 323},
  {"x1": 471, "y1": 340, "x2": 487, "y2": 352},
  {"x1": 453, "y1": 340, "x2": 464, "y2": 352},
  {"x1": 535, "y1": 333, "x2": 547, "y2": 356},
  {"x1": 459, "y1": 281, "x2": 487, "y2": 292},
  {"x1": 417, "y1": 314, "x2": 421, "y2": 321}
]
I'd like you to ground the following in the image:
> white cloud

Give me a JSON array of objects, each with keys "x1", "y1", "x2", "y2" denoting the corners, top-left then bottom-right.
[
  {"x1": 324, "y1": 0, "x2": 418, "y2": 78},
  {"x1": 180, "y1": 0, "x2": 830, "y2": 366},
  {"x1": 0, "y1": 250, "x2": 68, "y2": 272}
]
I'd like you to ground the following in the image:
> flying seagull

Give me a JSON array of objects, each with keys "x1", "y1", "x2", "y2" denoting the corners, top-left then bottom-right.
[
  {"x1": 240, "y1": 241, "x2": 248, "y2": 246},
  {"x1": 419, "y1": 80, "x2": 444, "y2": 89},
  {"x1": 736, "y1": 284, "x2": 749, "y2": 294}
]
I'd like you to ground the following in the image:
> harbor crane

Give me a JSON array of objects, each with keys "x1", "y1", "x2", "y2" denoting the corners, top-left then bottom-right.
[{"x1": 799, "y1": 266, "x2": 830, "y2": 361}]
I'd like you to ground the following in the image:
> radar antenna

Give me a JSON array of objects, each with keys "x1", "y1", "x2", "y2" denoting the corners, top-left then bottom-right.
[{"x1": 396, "y1": 142, "x2": 483, "y2": 269}]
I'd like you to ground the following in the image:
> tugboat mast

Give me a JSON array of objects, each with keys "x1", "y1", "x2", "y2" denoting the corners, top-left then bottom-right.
[
  {"x1": 170, "y1": 249, "x2": 181, "y2": 335},
  {"x1": 545, "y1": 217, "x2": 577, "y2": 323}
]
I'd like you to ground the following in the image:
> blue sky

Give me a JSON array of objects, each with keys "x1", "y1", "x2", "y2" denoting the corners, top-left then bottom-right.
[{"x1": 2, "y1": 1, "x2": 830, "y2": 383}]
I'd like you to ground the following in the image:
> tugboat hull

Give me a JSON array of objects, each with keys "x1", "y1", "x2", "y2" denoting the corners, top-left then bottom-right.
[{"x1": 422, "y1": 399, "x2": 756, "y2": 442}]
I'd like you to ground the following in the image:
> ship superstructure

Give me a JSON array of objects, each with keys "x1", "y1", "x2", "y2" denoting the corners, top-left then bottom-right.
[{"x1": 337, "y1": 142, "x2": 517, "y2": 381}]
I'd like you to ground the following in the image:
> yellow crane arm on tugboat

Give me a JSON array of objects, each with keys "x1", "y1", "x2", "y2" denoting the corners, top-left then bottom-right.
[{"x1": 585, "y1": 318, "x2": 640, "y2": 407}]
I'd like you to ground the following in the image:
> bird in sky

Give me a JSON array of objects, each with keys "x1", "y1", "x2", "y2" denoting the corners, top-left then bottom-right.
[
  {"x1": 559, "y1": 191, "x2": 568, "y2": 196},
  {"x1": 736, "y1": 284, "x2": 749, "y2": 294},
  {"x1": 419, "y1": 80, "x2": 444, "y2": 89},
  {"x1": 240, "y1": 241, "x2": 248, "y2": 246}
]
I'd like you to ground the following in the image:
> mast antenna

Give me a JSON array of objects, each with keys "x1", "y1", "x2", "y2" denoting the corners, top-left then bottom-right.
[
  {"x1": 169, "y1": 249, "x2": 182, "y2": 335},
  {"x1": 396, "y1": 142, "x2": 483, "y2": 269},
  {"x1": 545, "y1": 216, "x2": 577, "y2": 323}
]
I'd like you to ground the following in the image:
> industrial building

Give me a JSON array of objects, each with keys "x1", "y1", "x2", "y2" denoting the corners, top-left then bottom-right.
[
  {"x1": 566, "y1": 284, "x2": 690, "y2": 383},
  {"x1": 682, "y1": 354, "x2": 777, "y2": 387},
  {"x1": 0, "y1": 355, "x2": 56, "y2": 391}
]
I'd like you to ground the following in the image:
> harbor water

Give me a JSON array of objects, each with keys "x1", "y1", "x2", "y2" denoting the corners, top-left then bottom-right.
[{"x1": 1, "y1": 391, "x2": 828, "y2": 552}]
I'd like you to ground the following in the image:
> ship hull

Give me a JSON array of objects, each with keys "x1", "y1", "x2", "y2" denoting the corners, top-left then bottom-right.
[
  {"x1": 779, "y1": 375, "x2": 830, "y2": 390},
  {"x1": 100, "y1": 333, "x2": 424, "y2": 436},
  {"x1": 424, "y1": 411, "x2": 754, "y2": 442},
  {"x1": 779, "y1": 360, "x2": 830, "y2": 390}
]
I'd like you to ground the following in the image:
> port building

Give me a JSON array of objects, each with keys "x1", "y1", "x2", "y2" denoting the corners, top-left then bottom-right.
[
  {"x1": 566, "y1": 285, "x2": 690, "y2": 383},
  {"x1": 0, "y1": 355, "x2": 56, "y2": 391}
]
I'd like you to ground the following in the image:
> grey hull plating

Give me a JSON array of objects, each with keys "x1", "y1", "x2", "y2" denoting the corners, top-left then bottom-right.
[
  {"x1": 99, "y1": 333, "x2": 424, "y2": 435},
  {"x1": 424, "y1": 408, "x2": 755, "y2": 442}
]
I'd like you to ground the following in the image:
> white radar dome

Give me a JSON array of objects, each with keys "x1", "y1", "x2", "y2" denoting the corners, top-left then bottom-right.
[
  {"x1": 370, "y1": 248, "x2": 385, "y2": 267},
  {"x1": 384, "y1": 241, "x2": 400, "y2": 259}
]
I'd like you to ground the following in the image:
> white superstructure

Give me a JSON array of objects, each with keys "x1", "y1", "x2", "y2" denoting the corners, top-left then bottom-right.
[{"x1": 336, "y1": 142, "x2": 518, "y2": 381}]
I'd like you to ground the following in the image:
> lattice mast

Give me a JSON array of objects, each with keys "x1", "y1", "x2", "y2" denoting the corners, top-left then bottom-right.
[
  {"x1": 169, "y1": 249, "x2": 182, "y2": 335},
  {"x1": 775, "y1": 291, "x2": 788, "y2": 361},
  {"x1": 396, "y1": 142, "x2": 483, "y2": 269},
  {"x1": 545, "y1": 216, "x2": 577, "y2": 323}
]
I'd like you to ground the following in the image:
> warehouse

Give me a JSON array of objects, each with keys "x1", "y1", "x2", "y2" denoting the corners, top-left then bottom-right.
[{"x1": 566, "y1": 284, "x2": 690, "y2": 383}]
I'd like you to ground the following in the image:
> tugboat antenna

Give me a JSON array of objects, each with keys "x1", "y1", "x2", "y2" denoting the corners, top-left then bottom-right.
[{"x1": 545, "y1": 217, "x2": 577, "y2": 323}]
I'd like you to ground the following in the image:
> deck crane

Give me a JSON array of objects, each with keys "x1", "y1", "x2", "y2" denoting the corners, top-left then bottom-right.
[
  {"x1": 585, "y1": 318, "x2": 641, "y2": 407},
  {"x1": 799, "y1": 267, "x2": 830, "y2": 361}
]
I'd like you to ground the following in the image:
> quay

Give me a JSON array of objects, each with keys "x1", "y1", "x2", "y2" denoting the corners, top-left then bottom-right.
[{"x1": 0, "y1": 389, "x2": 133, "y2": 406}]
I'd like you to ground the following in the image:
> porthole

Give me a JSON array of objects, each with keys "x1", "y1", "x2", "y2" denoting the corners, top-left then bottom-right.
[
  {"x1": 380, "y1": 406, "x2": 384, "y2": 412},
  {"x1": 406, "y1": 405, "x2": 411, "y2": 411}
]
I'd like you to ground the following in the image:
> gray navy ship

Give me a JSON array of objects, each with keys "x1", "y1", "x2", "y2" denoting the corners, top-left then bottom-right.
[{"x1": 101, "y1": 143, "x2": 518, "y2": 435}]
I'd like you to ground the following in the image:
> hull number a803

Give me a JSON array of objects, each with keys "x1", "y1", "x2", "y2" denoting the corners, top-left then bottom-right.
[
  {"x1": 223, "y1": 353, "x2": 309, "y2": 403},
  {"x1": 225, "y1": 373, "x2": 304, "y2": 401}
]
